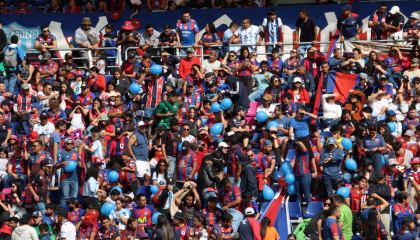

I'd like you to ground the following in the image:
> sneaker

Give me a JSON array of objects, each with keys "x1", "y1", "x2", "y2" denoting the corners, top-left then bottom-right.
[{"x1": 323, "y1": 127, "x2": 330, "y2": 132}]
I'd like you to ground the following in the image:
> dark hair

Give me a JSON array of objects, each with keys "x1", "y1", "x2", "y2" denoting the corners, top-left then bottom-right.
[
  {"x1": 221, "y1": 178, "x2": 231, "y2": 186},
  {"x1": 207, "y1": 196, "x2": 218, "y2": 203},
  {"x1": 111, "y1": 189, "x2": 120, "y2": 196},
  {"x1": 260, "y1": 217, "x2": 271, "y2": 239},
  {"x1": 330, "y1": 124, "x2": 341, "y2": 132},
  {"x1": 367, "y1": 51, "x2": 386, "y2": 68},
  {"x1": 267, "y1": 8, "x2": 276, "y2": 16},
  {"x1": 379, "y1": 2, "x2": 386, "y2": 7},
  {"x1": 156, "y1": 215, "x2": 175, "y2": 240},
  {"x1": 379, "y1": 124, "x2": 393, "y2": 144},
  {"x1": 239, "y1": 46, "x2": 250, "y2": 61},
  {"x1": 156, "y1": 159, "x2": 169, "y2": 177},
  {"x1": 357, "y1": 176, "x2": 367, "y2": 183},
  {"x1": 300, "y1": 8, "x2": 308, "y2": 15},
  {"x1": 366, "y1": 197, "x2": 376, "y2": 206},
  {"x1": 106, "y1": 80, "x2": 117, "y2": 93},
  {"x1": 353, "y1": 48, "x2": 361, "y2": 55},
  {"x1": 260, "y1": 60, "x2": 268, "y2": 66},
  {"x1": 39, "y1": 223, "x2": 49, "y2": 232},
  {"x1": 182, "y1": 10, "x2": 190, "y2": 15},
  {"x1": 230, "y1": 136, "x2": 239, "y2": 145},
  {"x1": 321, "y1": 61, "x2": 329, "y2": 66},
  {"x1": 309, "y1": 123, "x2": 318, "y2": 133},
  {"x1": 59, "y1": 82, "x2": 75, "y2": 98},
  {"x1": 221, "y1": 214, "x2": 233, "y2": 222},
  {"x1": 92, "y1": 97, "x2": 104, "y2": 113},
  {"x1": 85, "y1": 167, "x2": 99, "y2": 182},
  {"x1": 55, "y1": 119, "x2": 67, "y2": 129},
  {"x1": 283, "y1": 92, "x2": 292, "y2": 100},
  {"x1": 392, "y1": 141, "x2": 402, "y2": 151},
  {"x1": 205, "y1": 22, "x2": 218, "y2": 42},
  {"x1": 362, "y1": 106, "x2": 373, "y2": 113},
  {"x1": 229, "y1": 21, "x2": 240, "y2": 28},
  {"x1": 163, "y1": 24, "x2": 171, "y2": 30},
  {"x1": 365, "y1": 208, "x2": 381, "y2": 240},
  {"x1": 333, "y1": 194, "x2": 345, "y2": 204},
  {"x1": 398, "y1": 218, "x2": 414, "y2": 236},
  {"x1": 40, "y1": 25, "x2": 48, "y2": 31},
  {"x1": 89, "y1": 66, "x2": 99, "y2": 74},
  {"x1": 100, "y1": 215, "x2": 110, "y2": 221},
  {"x1": 115, "y1": 197, "x2": 124, "y2": 204},
  {"x1": 398, "y1": 191, "x2": 410, "y2": 203},
  {"x1": 11, "y1": 35, "x2": 18, "y2": 44},
  {"x1": 194, "y1": 215, "x2": 207, "y2": 228},
  {"x1": 296, "y1": 137, "x2": 314, "y2": 160},
  {"x1": 411, "y1": 45, "x2": 420, "y2": 59},
  {"x1": 98, "y1": 49, "x2": 108, "y2": 65},
  {"x1": 265, "y1": 76, "x2": 283, "y2": 103},
  {"x1": 127, "y1": 217, "x2": 137, "y2": 226},
  {"x1": 368, "y1": 124, "x2": 377, "y2": 132},
  {"x1": 168, "y1": 90, "x2": 178, "y2": 98},
  {"x1": 11, "y1": 180, "x2": 23, "y2": 200},
  {"x1": 328, "y1": 205, "x2": 339, "y2": 216},
  {"x1": 288, "y1": 234, "x2": 297, "y2": 240},
  {"x1": 145, "y1": 24, "x2": 153, "y2": 30},
  {"x1": 342, "y1": 109, "x2": 351, "y2": 116}
]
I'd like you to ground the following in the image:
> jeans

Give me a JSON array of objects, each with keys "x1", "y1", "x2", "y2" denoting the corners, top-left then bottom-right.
[
  {"x1": 228, "y1": 177, "x2": 241, "y2": 188},
  {"x1": 344, "y1": 37, "x2": 356, "y2": 40},
  {"x1": 145, "y1": 107, "x2": 155, "y2": 118},
  {"x1": 343, "y1": 170, "x2": 359, "y2": 184},
  {"x1": 167, "y1": 156, "x2": 176, "y2": 179},
  {"x1": 372, "y1": 152, "x2": 383, "y2": 172},
  {"x1": 322, "y1": 118, "x2": 342, "y2": 129},
  {"x1": 227, "y1": 209, "x2": 243, "y2": 232},
  {"x1": 324, "y1": 177, "x2": 341, "y2": 197},
  {"x1": 5, "y1": 72, "x2": 17, "y2": 93},
  {"x1": 33, "y1": 202, "x2": 46, "y2": 215},
  {"x1": 60, "y1": 181, "x2": 78, "y2": 206},
  {"x1": 51, "y1": 167, "x2": 61, "y2": 188},
  {"x1": 298, "y1": 44, "x2": 314, "y2": 59},
  {"x1": 248, "y1": 89, "x2": 265, "y2": 102},
  {"x1": 2, "y1": 174, "x2": 28, "y2": 192},
  {"x1": 295, "y1": 173, "x2": 312, "y2": 205}
]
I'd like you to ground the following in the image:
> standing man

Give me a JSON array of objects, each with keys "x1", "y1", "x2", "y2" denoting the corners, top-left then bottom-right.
[
  {"x1": 56, "y1": 138, "x2": 82, "y2": 206},
  {"x1": 261, "y1": 9, "x2": 283, "y2": 54},
  {"x1": 140, "y1": 24, "x2": 160, "y2": 64},
  {"x1": 75, "y1": 17, "x2": 100, "y2": 69},
  {"x1": 238, "y1": 208, "x2": 261, "y2": 240},
  {"x1": 11, "y1": 214, "x2": 38, "y2": 240},
  {"x1": 323, "y1": 206, "x2": 344, "y2": 240},
  {"x1": 333, "y1": 194, "x2": 352, "y2": 240},
  {"x1": 155, "y1": 90, "x2": 179, "y2": 128},
  {"x1": 57, "y1": 207, "x2": 77, "y2": 240},
  {"x1": 176, "y1": 10, "x2": 200, "y2": 56},
  {"x1": 159, "y1": 24, "x2": 178, "y2": 56},
  {"x1": 368, "y1": 2, "x2": 388, "y2": 40},
  {"x1": 219, "y1": 178, "x2": 243, "y2": 232},
  {"x1": 3, "y1": 35, "x2": 25, "y2": 93},
  {"x1": 34, "y1": 25, "x2": 58, "y2": 59},
  {"x1": 223, "y1": 21, "x2": 240, "y2": 56},
  {"x1": 231, "y1": 17, "x2": 261, "y2": 53},
  {"x1": 294, "y1": 8, "x2": 317, "y2": 58},
  {"x1": 337, "y1": 4, "x2": 363, "y2": 41},
  {"x1": 128, "y1": 121, "x2": 150, "y2": 186},
  {"x1": 27, "y1": 159, "x2": 53, "y2": 214},
  {"x1": 161, "y1": 118, "x2": 182, "y2": 178},
  {"x1": 138, "y1": 66, "x2": 167, "y2": 118}
]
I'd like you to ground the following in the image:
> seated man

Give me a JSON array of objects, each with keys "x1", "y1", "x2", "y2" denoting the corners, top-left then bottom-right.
[
  {"x1": 287, "y1": 65, "x2": 315, "y2": 100},
  {"x1": 228, "y1": 106, "x2": 251, "y2": 149},
  {"x1": 39, "y1": 53, "x2": 59, "y2": 87},
  {"x1": 403, "y1": 12, "x2": 420, "y2": 44},
  {"x1": 58, "y1": 53, "x2": 78, "y2": 80},
  {"x1": 12, "y1": 83, "x2": 39, "y2": 122},
  {"x1": 13, "y1": 0, "x2": 32, "y2": 13}
]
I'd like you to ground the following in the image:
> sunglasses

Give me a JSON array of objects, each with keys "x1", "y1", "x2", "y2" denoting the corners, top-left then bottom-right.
[
  {"x1": 247, "y1": 154, "x2": 254, "y2": 157},
  {"x1": 252, "y1": 55, "x2": 256, "y2": 57},
  {"x1": 33, "y1": 145, "x2": 40, "y2": 148},
  {"x1": 291, "y1": 51, "x2": 297, "y2": 53},
  {"x1": 295, "y1": 82, "x2": 301, "y2": 84},
  {"x1": 414, "y1": 50, "x2": 420, "y2": 52},
  {"x1": 270, "y1": 131, "x2": 277, "y2": 134},
  {"x1": 66, "y1": 142, "x2": 74, "y2": 145},
  {"x1": 183, "y1": 128, "x2": 190, "y2": 131},
  {"x1": 273, "y1": 80, "x2": 279, "y2": 82},
  {"x1": 229, "y1": 55, "x2": 235, "y2": 57},
  {"x1": 324, "y1": 203, "x2": 331, "y2": 206},
  {"x1": 159, "y1": 164, "x2": 166, "y2": 167},
  {"x1": 43, "y1": 30, "x2": 49, "y2": 33}
]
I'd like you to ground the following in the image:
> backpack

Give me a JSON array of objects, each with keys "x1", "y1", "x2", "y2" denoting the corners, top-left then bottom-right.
[
  {"x1": 3, "y1": 47, "x2": 18, "y2": 68},
  {"x1": 293, "y1": 218, "x2": 311, "y2": 240}
]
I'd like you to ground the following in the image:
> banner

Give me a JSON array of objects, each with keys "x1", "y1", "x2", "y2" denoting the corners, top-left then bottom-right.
[
  {"x1": 344, "y1": 40, "x2": 414, "y2": 60},
  {"x1": 0, "y1": 1, "x2": 418, "y2": 62}
]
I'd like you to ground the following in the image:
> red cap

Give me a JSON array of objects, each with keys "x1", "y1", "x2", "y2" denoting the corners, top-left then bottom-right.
[
  {"x1": 9, "y1": 135, "x2": 18, "y2": 141},
  {"x1": 122, "y1": 21, "x2": 134, "y2": 30},
  {"x1": 29, "y1": 131, "x2": 38, "y2": 142},
  {"x1": 411, "y1": 157, "x2": 420, "y2": 164},
  {"x1": 0, "y1": 225, "x2": 11, "y2": 235}
]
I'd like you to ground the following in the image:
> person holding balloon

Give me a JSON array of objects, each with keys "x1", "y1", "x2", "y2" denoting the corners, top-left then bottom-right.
[
  {"x1": 55, "y1": 138, "x2": 82, "y2": 206},
  {"x1": 290, "y1": 137, "x2": 316, "y2": 205},
  {"x1": 109, "y1": 198, "x2": 130, "y2": 231},
  {"x1": 319, "y1": 138, "x2": 345, "y2": 197}
]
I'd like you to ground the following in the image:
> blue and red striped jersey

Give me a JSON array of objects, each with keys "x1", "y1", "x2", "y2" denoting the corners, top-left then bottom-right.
[
  {"x1": 131, "y1": 204, "x2": 155, "y2": 228},
  {"x1": 8, "y1": 154, "x2": 27, "y2": 175},
  {"x1": 76, "y1": 91, "x2": 95, "y2": 106},
  {"x1": 69, "y1": 208, "x2": 85, "y2": 225},
  {"x1": 77, "y1": 222, "x2": 99, "y2": 240},
  {"x1": 175, "y1": 224, "x2": 190, "y2": 240},
  {"x1": 106, "y1": 136, "x2": 129, "y2": 158},
  {"x1": 176, "y1": 150, "x2": 197, "y2": 182},
  {"x1": 107, "y1": 104, "x2": 127, "y2": 124},
  {"x1": 97, "y1": 225, "x2": 119, "y2": 240},
  {"x1": 227, "y1": 145, "x2": 243, "y2": 178},
  {"x1": 144, "y1": 77, "x2": 166, "y2": 109},
  {"x1": 200, "y1": 208, "x2": 222, "y2": 226},
  {"x1": 293, "y1": 150, "x2": 311, "y2": 176},
  {"x1": 323, "y1": 217, "x2": 344, "y2": 240}
]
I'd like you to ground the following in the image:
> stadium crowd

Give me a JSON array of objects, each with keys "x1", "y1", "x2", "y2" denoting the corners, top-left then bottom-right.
[{"x1": 0, "y1": 1, "x2": 419, "y2": 240}]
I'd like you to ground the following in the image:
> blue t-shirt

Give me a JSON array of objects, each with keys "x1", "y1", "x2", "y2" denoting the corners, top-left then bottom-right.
[
  {"x1": 289, "y1": 115, "x2": 311, "y2": 138},
  {"x1": 323, "y1": 217, "x2": 344, "y2": 240},
  {"x1": 360, "y1": 134, "x2": 386, "y2": 152},
  {"x1": 110, "y1": 208, "x2": 130, "y2": 230},
  {"x1": 92, "y1": 140, "x2": 104, "y2": 158},
  {"x1": 273, "y1": 116, "x2": 290, "y2": 137},
  {"x1": 176, "y1": 19, "x2": 199, "y2": 46},
  {"x1": 318, "y1": 148, "x2": 344, "y2": 179},
  {"x1": 28, "y1": 151, "x2": 53, "y2": 167},
  {"x1": 42, "y1": 213, "x2": 55, "y2": 225},
  {"x1": 51, "y1": 132, "x2": 62, "y2": 157},
  {"x1": 57, "y1": 150, "x2": 81, "y2": 182}
]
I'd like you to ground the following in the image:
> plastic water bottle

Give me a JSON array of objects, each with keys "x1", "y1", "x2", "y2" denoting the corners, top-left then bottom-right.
[{"x1": 291, "y1": 133, "x2": 295, "y2": 140}]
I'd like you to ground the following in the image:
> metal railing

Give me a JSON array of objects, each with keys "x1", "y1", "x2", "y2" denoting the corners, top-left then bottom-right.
[{"x1": 26, "y1": 47, "x2": 121, "y2": 69}]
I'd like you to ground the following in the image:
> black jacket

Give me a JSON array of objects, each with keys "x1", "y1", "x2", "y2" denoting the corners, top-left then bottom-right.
[
  {"x1": 240, "y1": 164, "x2": 258, "y2": 199},
  {"x1": 368, "y1": 181, "x2": 392, "y2": 213},
  {"x1": 227, "y1": 76, "x2": 250, "y2": 109},
  {"x1": 337, "y1": 117, "x2": 359, "y2": 132},
  {"x1": 336, "y1": 62, "x2": 363, "y2": 74},
  {"x1": 197, "y1": 162, "x2": 220, "y2": 191},
  {"x1": 115, "y1": 76, "x2": 131, "y2": 96},
  {"x1": 370, "y1": 170, "x2": 404, "y2": 193},
  {"x1": 159, "y1": 55, "x2": 181, "y2": 78}
]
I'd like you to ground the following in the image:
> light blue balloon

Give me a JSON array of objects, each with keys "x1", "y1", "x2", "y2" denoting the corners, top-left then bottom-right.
[
  {"x1": 382, "y1": 156, "x2": 385, "y2": 165},
  {"x1": 262, "y1": 185, "x2": 274, "y2": 200},
  {"x1": 256, "y1": 111, "x2": 268, "y2": 122},
  {"x1": 178, "y1": 143, "x2": 182, "y2": 152},
  {"x1": 201, "y1": 118, "x2": 207, "y2": 127},
  {"x1": 150, "y1": 185, "x2": 159, "y2": 194},
  {"x1": 150, "y1": 65, "x2": 162, "y2": 75},
  {"x1": 387, "y1": 122, "x2": 396, "y2": 132},
  {"x1": 210, "y1": 123, "x2": 223, "y2": 135},
  {"x1": 152, "y1": 212, "x2": 162, "y2": 224},
  {"x1": 211, "y1": 103, "x2": 221, "y2": 113},
  {"x1": 337, "y1": 187, "x2": 350, "y2": 198},
  {"x1": 341, "y1": 137, "x2": 352, "y2": 151},
  {"x1": 129, "y1": 83, "x2": 141, "y2": 94},
  {"x1": 101, "y1": 202, "x2": 115, "y2": 215},
  {"x1": 221, "y1": 98, "x2": 232, "y2": 110},
  {"x1": 223, "y1": 167, "x2": 227, "y2": 173},
  {"x1": 217, "y1": 203, "x2": 222, "y2": 209},
  {"x1": 281, "y1": 163, "x2": 293, "y2": 175},
  {"x1": 287, "y1": 184, "x2": 296, "y2": 195},
  {"x1": 110, "y1": 187, "x2": 122, "y2": 194},
  {"x1": 64, "y1": 161, "x2": 76, "y2": 172},
  {"x1": 285, "y1": 174, "x2": 295, "y2": 184},
  {"x1": 267, "y1": 121, "x2": 278, "y2": 129},
  {"x1": 108, "y1": 171, "x2": 119, "y2": 182},
  {"x1": 345, "y1": 159, "x2": 357, "y2": 171}
]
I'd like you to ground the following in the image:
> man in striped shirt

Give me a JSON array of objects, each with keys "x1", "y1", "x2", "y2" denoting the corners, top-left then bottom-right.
[{"x1": 230, "y1": 17, "x2": 262, "y2": 53}]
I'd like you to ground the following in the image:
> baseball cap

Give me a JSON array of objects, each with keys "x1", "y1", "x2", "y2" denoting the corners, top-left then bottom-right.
[
  {"x1": 40, "y1": 159, "x2": 52, "y2": 167},
  {"x1": 65, "y1": 53, "x2": 73, "y2": 59},
  {"x1": 218, "y1": 142, "x2": 229, "y2": 148},
  {"x1": 182, "y1": 141, "x2": 190, "y2": 151},
  {"x1": 30, "y1": 103, "x2": 40, "y2": 109},
  {"x1": 123, "y1": 192, "x2": 135, "y2": 199},
  {"x1": 0, "y1": 225, "x2": 11, "y2": 235},
  {"x1": 115, "y1": 127, "x2": 123, "y2": 134},
  {"x1": 234, "y1": 106, "x2": 244, "y2": 115},
  {"x1": 386, "y1": 110, "x2": 396, "y2": 116},
  {"x1": 20, "y1": 214, "x2": 31, "y2": 224},
  {"x1": 411, "y1": 157, "x2": 420, "y2": 164},
  {"x1": 170, "y1": 118, "x2": 178, "y2": 125},
  {"x1": 81, "y1": 82, "x2": 89, "y2": 89},
  {"x1": 21, "y1": 83, "x2": 30, "y2": 90},
  {"x1": 158, "y1": 125, "x2": 167, "y2": 132},
  {"x1": 403, "y1": 216, "x2": 415, "y2": 225},
  {"x1": 42, "y1": 52, "x2": 52, "y2": 60},
  {"x1": 242, "y1": 192, "x2": 252, "y2": 202},
  {"x1": 293, "y1": 77, "x2": 302, "y2": 83},
  {"x1": 138, "y1": 121, "x2": 147, "y2": 127},
  {"x1": 122, "y1": 150, "x2": 130, "y2": 156},
  {"x1": 341, "y1": 3, "x2": 352, "y2": 11},
  {"x1": 140, "y1": 233, "x2": 149, "y2": 239},
  {"x1": 29, "y1": 131, "x2": 38, "y2": 142},
  {"x1": 125, "y1": 109, "x2": 133, "y2": 116},
  {"x1": 327, "y1": 138, "x2": 336, "y2": 145},
  {"x1": 389, "y1": 6, "x2": 400, "y2": 14},
  {"x1": 129, "y1": 52, "x2": 137, "y2": 59},
  {"x1": 186, "y1": 82, "x2": 194, "y2": 88},
  {"x1": 64, "y1": 138, "x2": 73, "y2": 144},
  {"x1": 32, "y1": 211, "x2": 42, "y2": 218},
  {"x1": 186, "y1": 47, "x2": 194, "y2": 53},
  {"x1": 411, "y1": 58, "x2": 419, "y2": 63},
  {"x1": 207, "y1": 79, "x2": 217, "y2": 87},
  {"x1": 263, "y1": 140, "x2": 272, "y2": 146},
  {"x1": 213, "y1": 151, "x2": 223, "y2": 160},
  {"x1": 380, "y1": 74, "x2": 387, "y2": 79},
  {"x1": 405, "y1": 130, "x2": 415, "y2": 136},
  {"x1": 98, "y1": 115, "x2": 109, "y2": 121},
  {"x1": 191, "y1": 143, "x2": 199, "y2": 151},
  {"x1": 40, "y1": 112, "x2": 48, "y2": 119},
  {"x1": 375, "y1": 172, "x2": 385, "y2": 178},
  {"x1": 167, "y1": 177, "x2": 175, "y2": 185},
  {"x1": 410, "y1": 12, "x2": 420, "y2": 20},
  {"x1": 388, "y1": 159, "x2": 398, "y2": 166},
  {"x1": 245, "y1": 207, "x2": 255, "y2": 215},
  {"x1": 262, "y1": 94, "x2": 273, "y2": 101},
  {"x1": 56, "y1": 207, "x2": 68, "y2": 218},
  {"x1": 269, "y1": 126, "x2": 277, "y2": 132},
  {"x1": 173, "y1": 212, "x2": 184, "y2": 220}
]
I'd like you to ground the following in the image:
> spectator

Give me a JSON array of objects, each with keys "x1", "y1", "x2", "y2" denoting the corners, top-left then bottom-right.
[
  {"x1": 241, "y1": 0, "x2": 259, "y2": 8},
  {"x1": 395, "y1": 216, "x2": 417, "y2": 240},
  {"x1": 58, "y1": 53, "x2": 78, "y2": 80},
  {"x1": 403, "y1": 58, "x2": 420, "y2": 80},
  {"x1": 83, "y1": 0, "x2": 96, "y2": 12},
  {"x1": 321, "y1": 93, "x2": 342, "y2": 130},
  {"x1": 353, "y1": 48, "x2": 365, "y2": 69},
  {"x1": 0, "y1": 1, "x2": 10, "y2": 14},
  {"x1": 235, "y1": 47, "x2": 256, "y2": 95},
  {"x1": 367, "y1": 88, "x2": 388, "y2": 120},
  {"x1": 384, "y1": 6, "x2": 404, "y2": 41},
  {"x1": 159, "y1": 24, "x2": 178, "y2": 56},
  {"x1": 338, "y1": 4, "x2": 363, "y2": 41},
  {"x1": 403, "y1": 13, "x2": 420, "y2": 44},
  {"x1": 304, "y1": 199, "x2": 331, "y2": 239},
  {"x1": 221, "y1": 0, "x2": 238, "y2": 8},
  {"x1": 65, "y1": 0, "x2": 82, "y2": 12},
  {"x1": 319, "y1": 138, "x2": 344, "y2": 197},
  {"x1": 238, "y1": 208, "x2": 261, "y2": 240},
  {"x1": 302, "y1": 47, "x2": 325, "y2": 78},
  {"x1": 363, "y1": 208, "x2": 387, "y2": 240},
  {"x1": 13, "y1": 0, "x2": 32, "y2": 13},
  {"x1": 10, "y1": 214, "x2": 38, "y2": 240},
  {"x1": 231, "y1": 17, "x2": 261, "y2": 54},
  {"x1": 249, "y1": 61, "x2": 272, "y2": 102},
  {"x1": 223, "y1": 21, "x2": 240, "y2": 56},
  {"x1": 75, "y1": 17, "x2": 100, "y2": 69},
  {"x1": 140, "y1": 24, "x2": 160, "y2": 63},
  {"x1": 284, "y1": 48, "x2": 302, "y2": 77},
  {"x1": 323, "y1": 205, "x2": 344, "y2": 240},
  {"x1": 176, "y1": 10, "x2": 200, "y2": 56},
  {"x1": 45, "y1": 0, "x2": 64, "y2": 12},
  {"x1": 294, "y1": 8, "x2": 317, "y2": 58},
  {"x1": 368, "y1": 2, "x2": 388, "y2": 40},
  {"x1": 34, "y1": 25, "x2": 57, "y2": 59},
  {"x1": 261, "y1": 9, "x2": 283, "y2": 55},
  {"x1": 219, "y1": 177, "x2": 243, "y2": 231},
  {"x1": 287, "y1": 65, "x2": 315, "y2": 97},
  {"x1": 199, "y1": 23, "x2": 221, "y2": 57},
  {"x1": 368, "y1": 172, "x2": 392, "y2": 239},
  {"x1": 179, "y1": 48, "x2": 201, "y2": 87},
  {"x1": 3, "y1": 35, "x2": 25, "y2": 93},
  {"x1": 333, "y1": 194, "x2": 352, "y2": 240},
  {"x1": 328, "y1": 49, "x2": 343, "y2": 70},
  {"x1": 39, "y1": 52, "x2": 59, "y2": 87},
  {"x1": 391, "y1": 192, "x2": 418, "y2": 234},
  {"x1": 27, "y1": 159, "x2": 52, "y2": 214},
  {"x1": 287, "y1": 78, "x2": 310, "y2": 108}
]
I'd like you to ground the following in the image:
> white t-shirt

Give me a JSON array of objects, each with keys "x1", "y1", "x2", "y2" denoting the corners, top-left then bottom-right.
[
  {"x1": 92, "y1": 140, "x2": 104, "y2": 158},
  {"x1": 369, "y1": 97, "x2": 389, "y2": 114},
  {"x1": 256, "y1": 104, "x2": 276, "y2": 117},
  {"x1": 33, "y1": 122, "x2": 56, "y2": 139},
  {"x1": 97, "y1": 60, "x2": 106, "y2": 75},
  {"x1": 234, "y1": 25, "x2": 261, "y2": 52},
  {"x1": 202, "y1": 60, "x2": 221, "y2": 74},
  {"x1": 110, "y1": 208, "x2": 130, "y2": 230},
  {"x1": 152, "y1": 172, "x2": 167, "y2": 186},
  {"x1": 60, "y1": 220, "x2": 77, "y2": 240}
]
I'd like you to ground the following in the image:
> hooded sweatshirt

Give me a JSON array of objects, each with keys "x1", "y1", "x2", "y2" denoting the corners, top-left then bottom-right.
[
  {"x1": 226, "y1": 76, "x2": 250, "y2": 109},
  {"x1": 11, "y1": 225, "x2": 38, "y2": 240}
]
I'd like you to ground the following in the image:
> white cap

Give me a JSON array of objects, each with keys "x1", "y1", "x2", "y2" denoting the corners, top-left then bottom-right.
[
  {"x1": 123, "y1": 192, "x2": 135, "y2": 199},
  {"x1": 389, "y1": 6, "x2": 400, "y2": 14},
  {"x1": 245, "y1": 207, "x2": 255, "y2": 215},
  {"x1": 138, "y1": 121, "x2": 147, "y2": 127},
  {"x1": 293, "y1": 77, "x2": 302, "y2": 83},
  {"x1": 227, "y1": 131, "x2": 235, "y2": 136},
  {"x1": 411, "y1": 12, "x2": 420, "y2": 20},
  {"x1": 218, "y1": 142, "x2": 229, "y2": 148}
]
